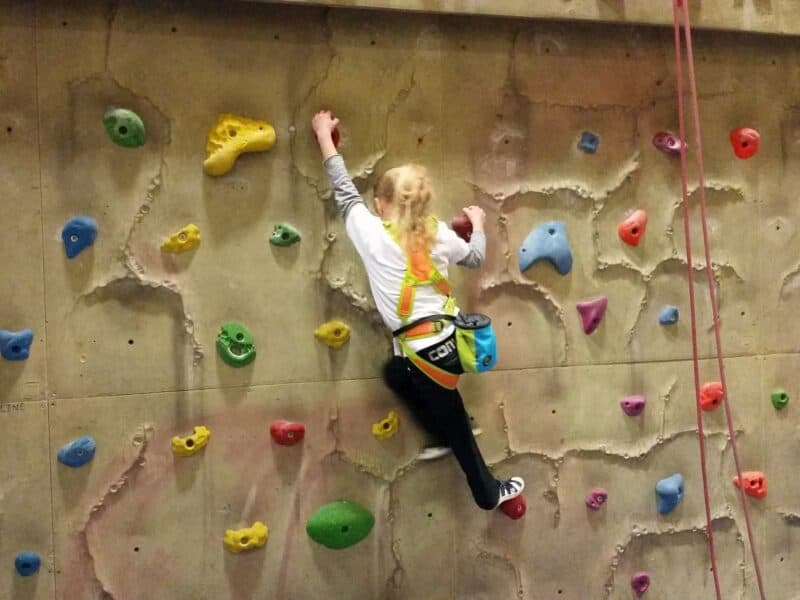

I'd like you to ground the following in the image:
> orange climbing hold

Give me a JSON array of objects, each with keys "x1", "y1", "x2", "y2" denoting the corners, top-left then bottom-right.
[
  {"x1": 733, "y1": 471, "x2": 767, "y2": 499},
  {"x1": 699, "y1": 381, "x2": 724, "y2": 412},
  {"x1": 729, "y1": 127, "x2": 760, "y2": 160},
  {"x1": 617, "y1": 210, "x2": 648, "y2": 247}
]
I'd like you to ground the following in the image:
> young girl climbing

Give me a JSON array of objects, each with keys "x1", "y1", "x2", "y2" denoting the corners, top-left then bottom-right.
[{"x1": 312, "y1": 110, "x2": 524, "y2": 510}]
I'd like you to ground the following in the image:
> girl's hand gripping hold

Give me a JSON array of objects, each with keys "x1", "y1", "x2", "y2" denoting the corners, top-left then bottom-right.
[
  {"x1": 312, "y1": 110, "x2": 340, "y2": 160},
  {"x1": 462, "y1": 205, "x2": 486, "y2": 234}
]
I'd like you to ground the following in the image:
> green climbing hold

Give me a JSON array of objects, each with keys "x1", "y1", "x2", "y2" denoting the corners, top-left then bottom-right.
[
  {"x1": 103, "y1": 108, "x2": 146, "y2": 148},
  {"x1": 216, "y1": 322, "x2": 256, "y2": 367},
  {"x1": 771, "y1": 388, "x2": 789, "y2": 410},
  {"x1": 269, "y1": 223, "x2": 301, "y2": 247},
  {"x1": 306, "y1": 500, "x2": 374, "y2": 550}
]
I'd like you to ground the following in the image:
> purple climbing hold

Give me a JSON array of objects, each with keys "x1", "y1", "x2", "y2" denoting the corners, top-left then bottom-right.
[
  {"x1": 620, "y1": 395, "x2": 645, "y2": 417},
  {"x1": 585, "y1": 487, "x2": 608, "y2": 510},
  {"x1": 631, "y1": 571, "x2": 651, "y2": 596},
  {"x1": 652, "y1": 131, "x2": 686, "y2": 156},
  {"x1": 576, "y1": 296, "x2": 607, "y2": 334}
]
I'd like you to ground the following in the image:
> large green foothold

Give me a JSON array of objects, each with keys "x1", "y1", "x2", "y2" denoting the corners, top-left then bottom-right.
[
  {"x1": 103, "y1": 108, "x2": 146, "y2": 148},
  {"x1": 269, "y1": 223, "x2": 301, "y2": 247},
  {"x1": 306, "y1": 500, "x2": 374, "y2": 550},
  {"x1": 771, "y1": 388, "x2": 789, "y2": 410},
  {"x1": 216, "y1": 322, "x2": 256, "y2": 367}
]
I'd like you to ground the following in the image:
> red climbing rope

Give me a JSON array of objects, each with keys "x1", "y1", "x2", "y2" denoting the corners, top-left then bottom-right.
[
  {"x1": 671, "y1": 2, "x2": 767, "y2": 599},
  {"x1": 671, "y1": 4, "x2": 722, "y2": 598}
]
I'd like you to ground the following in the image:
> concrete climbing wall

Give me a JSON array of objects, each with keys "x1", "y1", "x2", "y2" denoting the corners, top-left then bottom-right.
[
  {"x1": 1, "y1": 1, "x2": 799, "y2": 598},
  {"x1": 260, "y1": 0, "x2": 800, "y2": 37}
]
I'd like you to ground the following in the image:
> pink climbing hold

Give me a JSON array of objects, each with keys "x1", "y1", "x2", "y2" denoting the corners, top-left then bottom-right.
[
  {"x1": 631, "y1": 571, "x2": 651, "y2": 596},
  {"x1": 576, "y1": 296, "x2": 608, "y2": 334},
  {"x1": 585, "y1": 487, "x2": 608, "y2": 510},
  {"x1": 500, "y1": 494, "x2": 526, "y2": 520},
  {"x1": 620, "y1": 395, "x2": 646, "y2": 417}
]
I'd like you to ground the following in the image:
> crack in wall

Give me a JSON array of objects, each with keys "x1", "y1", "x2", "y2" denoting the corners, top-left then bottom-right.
[
  {"x1": 76, "y1": 423, "x2": 153, "y2": 600},
  {"x1": 103, "y1": 1, "x2": 120, "y2": 73},
  {"x1": 383, "y1": 482, "x2": 405, "y2": 598},
  {"x1": 479, "y1": 276, "x2": 568, "y2": 365},
  {"x1": 658, "y1": 377, "x2": 678, "y2": 441},
  {"x1": 76, "y1": 163, "x2": 203, "y2": 363},
  {"x1": 778, "y1": 509, "x2": 800, "y2": 525},
  {"x1": 601, "y1": 515, "x2": 743, "y2": 599},
  {"x1": 473, "y1": 549, "x2": 525, "y2": 599},
  {"x1": 504, "y1": 428, "x2": 740, "y2": 464}
]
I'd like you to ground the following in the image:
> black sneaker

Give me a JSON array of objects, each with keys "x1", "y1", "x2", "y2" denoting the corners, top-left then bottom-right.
[{"x1": 494, "y1": 477, "x2": 525, "y2": 508}]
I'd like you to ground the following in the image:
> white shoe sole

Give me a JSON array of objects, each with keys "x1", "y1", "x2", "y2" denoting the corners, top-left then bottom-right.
[{"x1": 416, "y1": 428, "x2": 483, "y2": 461}]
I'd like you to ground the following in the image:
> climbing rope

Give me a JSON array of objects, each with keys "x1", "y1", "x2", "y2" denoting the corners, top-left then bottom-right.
[{"x1": 671, "y1": 2, "x2": 767, "y2": 599}]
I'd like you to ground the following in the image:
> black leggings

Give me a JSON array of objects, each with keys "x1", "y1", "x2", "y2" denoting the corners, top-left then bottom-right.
[{"x1": 383, "y1": 356, "x2": 500, "y2": 510}]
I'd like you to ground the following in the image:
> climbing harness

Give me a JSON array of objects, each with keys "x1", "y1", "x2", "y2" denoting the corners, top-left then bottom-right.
[
  {"x1": 671, "y1": 2, "x2": 766, "y2": 599},
  {"x1": 386, "y1": 218, "x2": 497, "y2": 388}
]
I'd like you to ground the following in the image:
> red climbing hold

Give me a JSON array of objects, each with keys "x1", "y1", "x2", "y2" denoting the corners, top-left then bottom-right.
[
  {"x1": 269, "y1": 420, "x2": 305, "y2": 446},
  {"x1": 500, "y1": 494, "x2": 526, "y2": 520},
  {"x1": 618, "y1": 210, "x2": 648, "y2": 247},
  {"x1": 699, "y1": 381, "x2": 724, "y2": 412},
  {"x1": 733, "y1": 471, "x2": 767, "y2": 499},
  {"x1": 451, "y1": 214, "x2": 473, "y2": 243},
  {"x1": 729, "y1": 127, "x2": 760, "y2": 159},
  {"x1": 576, "y1": 296, "x2": 608, "y2": 335}
]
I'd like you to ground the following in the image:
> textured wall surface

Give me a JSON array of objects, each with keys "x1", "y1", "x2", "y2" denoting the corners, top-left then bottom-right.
[
  {"x1": 257, "y1": 0, "x2": 800, "y2": 36},
  {"x1": 1, "y1": 1, "x2": 799, "y2": 599}
]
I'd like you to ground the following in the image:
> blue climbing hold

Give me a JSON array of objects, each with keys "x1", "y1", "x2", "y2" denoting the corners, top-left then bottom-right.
[
  {"x1": 659, "y1": 305, "x2": 679, "y2": 325},
  {"x1": 61, "y1": 216, "x2": 98, "y2": 259},
  {"x1": 57, "y1": 435, "x2": 96, "y2": 468},
  {"x1": 518, "y1": 221, "x2": 573, "y2": 275},
  {"x1": 0, "y1": 329, "x2": 33, "y2": 361},
  {"x1": 655, "y1": 473, "x2": 684, "y2": 515},
  {"x1": 578, "y1": 131, "x2": 599, "y2": 154},
  {"x1": 14, "y1": 552, "x2": 40, "y2": 577}
]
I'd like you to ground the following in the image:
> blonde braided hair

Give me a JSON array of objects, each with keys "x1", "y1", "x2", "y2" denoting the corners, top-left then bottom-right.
[{"x1": 374, "y1": 164, "x2": 434, "y2": 251}]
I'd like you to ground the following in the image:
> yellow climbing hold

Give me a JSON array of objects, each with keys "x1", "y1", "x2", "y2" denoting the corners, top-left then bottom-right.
[
  {"x1": 203, "y1": 113, "x2": 276, "y2": 176},
  {"x1": 372, "y1": 411, "x2": 399, "y2": 440},
  {"x1": 161, "y1": 224, "x2": 201, "y2": 253},
  {"x1": 223, "y1": 521, "x2": 268, "y2": 554},
  {"x1": 314, "y1": 320, "x2": 351, "y2": 349},
  {"x1": 171, "y1": 425, "x2": 210, "y2": 457}
]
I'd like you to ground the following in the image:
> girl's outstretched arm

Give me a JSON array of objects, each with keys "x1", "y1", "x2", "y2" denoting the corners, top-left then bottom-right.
[{"x1": 312, "y1": 110, "x2": 366, "y2": 222}]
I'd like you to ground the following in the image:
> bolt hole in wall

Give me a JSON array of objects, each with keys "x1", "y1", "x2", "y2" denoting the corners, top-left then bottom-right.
[
  {"x1": 128, "y1": 339, "x2": 134, "y2": 345},
  {"x1": 133, "y1": 547, "x2": 139, "y2": 553},
  {"x1": 6, "y1": 126, "x2": 11, "y2": 133}
]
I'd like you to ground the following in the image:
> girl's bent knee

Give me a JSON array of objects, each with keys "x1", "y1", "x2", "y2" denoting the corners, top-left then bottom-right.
[{"x1": 382, "y1": 356, "x2": 408, "y2": 391}]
